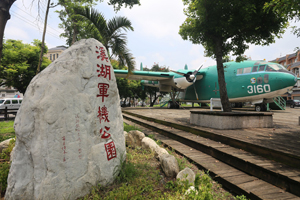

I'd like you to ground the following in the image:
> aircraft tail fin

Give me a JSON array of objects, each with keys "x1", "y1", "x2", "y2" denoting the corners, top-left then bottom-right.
[{"x1": 140, "y1": 63, "x2": 143, "y2": 71}]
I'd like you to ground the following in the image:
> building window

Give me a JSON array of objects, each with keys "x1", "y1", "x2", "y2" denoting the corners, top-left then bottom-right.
[
  {"x1": 1, "y1": 94, "x2": 5, "y2": 97},
  {"x1": 50, "y1": 54, "x2": 52, "y2": 60},
  {"x1": 57, "y1": 53, "x2": 59, "y2": 58},
  {"x1": 295, "y1": 68, "x2": 299, "y2": 76},
  {"x1": 53, "y1": 54, "x2": 55, "y2": 60}
]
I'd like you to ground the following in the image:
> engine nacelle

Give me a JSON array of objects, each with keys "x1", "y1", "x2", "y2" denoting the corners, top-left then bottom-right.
[{"x1": 174, "y1": 77, "x2": 194, "y2": 90}]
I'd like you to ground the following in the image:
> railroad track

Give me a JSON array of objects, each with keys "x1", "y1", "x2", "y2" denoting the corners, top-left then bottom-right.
[{"x1": 122, "y1": 110, "x2": 300, "y2": 200}]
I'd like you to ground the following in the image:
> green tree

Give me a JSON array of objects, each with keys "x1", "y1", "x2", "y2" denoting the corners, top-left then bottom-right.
[
  {"x1": 143, "y1": 63, "x2": 169, "y2": 107},
  {"x1": 265, "y1": 0, "x2": 300, "y2": 37},
  {"x1": 111, "y1": 60, "x2": 144, "y2": 106},
  {"x1": 75, "y1": 6, "x2": 135, "y2": 72},
  {"x1": 0, "y1": 39, "x2": 51, "y2": 94},
  {"x1": 179, "y1": 0, "x2": 287, "y2": 112},
  {"x1": 57, "y1": 0, "x2": 140, "y2": 46},
  {"x1": 57, "y1": 0, "x2": 100, "y2": 46}
]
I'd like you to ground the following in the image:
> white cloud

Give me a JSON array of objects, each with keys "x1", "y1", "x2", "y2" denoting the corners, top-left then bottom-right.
[
  {"x1": 120, "y1": 0, "x2": 185, "y2": 39},
  {"x1": 244, "y1": 27, "x2": 300, "y2": 62},
  {"x1": 151, "y1": 53, "x2": 165, "y2": 63}
]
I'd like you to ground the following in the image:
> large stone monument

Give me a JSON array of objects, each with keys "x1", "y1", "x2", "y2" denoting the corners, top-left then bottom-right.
[{"x1": 5, "y1": 39, "x2": 125, "y2": 200}]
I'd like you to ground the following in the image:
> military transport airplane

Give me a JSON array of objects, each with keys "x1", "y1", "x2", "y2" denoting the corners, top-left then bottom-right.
[{"x1": 114, "y1": 60, "x2": 298, "y2": 111}]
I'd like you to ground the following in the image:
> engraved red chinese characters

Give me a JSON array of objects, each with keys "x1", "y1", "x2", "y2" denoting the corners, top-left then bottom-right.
[
  {"x1": 97, "y1": 83, "x2": 109, "y2": 102},
  {"x1": 97, "y1": 64, "x2": 111, "y2": 80},
  {"x1": 104, "y1": 141, "x2": 117, "y2": 161},
  {"x1": 62, "y1": 136, "x2": 67, "y2": 162},
  {"x1": 95, "y1": 46, "x2": 109, "y2": 62},
  {"x1": 100, "y1": 126, "x2": 111, "y2": 139},
  {"x1": 97, "y1": 106, "x2": 110, "y2": 124}
]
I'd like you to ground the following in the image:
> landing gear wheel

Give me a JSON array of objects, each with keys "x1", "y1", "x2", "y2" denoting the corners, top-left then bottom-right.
[
  {"x1": 255, "y1": 104, "x2": 266, "y2": 112},
  {"x1": 255, "y1": 105, "x2": 261, "y2": 112}
]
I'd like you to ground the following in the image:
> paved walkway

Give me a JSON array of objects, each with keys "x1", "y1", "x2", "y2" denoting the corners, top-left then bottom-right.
[{"x1": 122, "y1": 106, "x2": 300, "y2": 159}]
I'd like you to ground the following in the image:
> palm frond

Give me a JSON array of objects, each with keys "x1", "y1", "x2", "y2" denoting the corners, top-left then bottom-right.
[
  {"x1": 75, "y1": 6, "x2": 108, "y2": 44},
  {"x1": 74, "y1": 6, "x2": 135, "y2": 72},
  {"x1": 107, "y1": 16, "x2": 134, "y2": 37}
]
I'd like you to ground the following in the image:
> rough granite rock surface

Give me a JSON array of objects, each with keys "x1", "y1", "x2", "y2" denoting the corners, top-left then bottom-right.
[
  {"x1": 5, "y1": 38, "x2": 125, "y2": 200},
  {"x1": 176, "y1": 167, "x2": 195, "y2": 185},
  {"x1": 128, "y1": 130, "x2": 145, "y2": 147},
  {"x1": 160, "y1": 154, "x2": 179, "y2": 178}
]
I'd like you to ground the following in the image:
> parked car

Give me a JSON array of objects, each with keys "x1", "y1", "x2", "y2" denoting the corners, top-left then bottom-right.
[
  {"x1": 286, "y1": 99, "x2": 300, "y2": 108},
  {"x1": 0, "y1": 98, "x2": 23, "y2": 113},
  {"x1": 120, "y1": 101, "x2": 130, "y2": 107}
]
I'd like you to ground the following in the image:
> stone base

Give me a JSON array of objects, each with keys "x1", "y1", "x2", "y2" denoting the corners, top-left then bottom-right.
[{"x1": 190, "y1": 111, "x2": 273, "y2": 129}]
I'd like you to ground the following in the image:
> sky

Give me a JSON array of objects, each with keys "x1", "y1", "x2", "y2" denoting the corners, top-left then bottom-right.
[{"x1": 5, "y1": 0, "x2": 300, "y2": 71}]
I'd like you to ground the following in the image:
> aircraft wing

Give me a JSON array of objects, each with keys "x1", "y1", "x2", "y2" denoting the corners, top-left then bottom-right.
[{"x1": 114, "y1": 70, "x2": 176, "y2": 81}]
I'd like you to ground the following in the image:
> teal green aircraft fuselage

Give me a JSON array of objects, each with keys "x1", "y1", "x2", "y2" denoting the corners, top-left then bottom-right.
[{"x1": 114, "y1": 60, "x2": 298, "y2": 108}]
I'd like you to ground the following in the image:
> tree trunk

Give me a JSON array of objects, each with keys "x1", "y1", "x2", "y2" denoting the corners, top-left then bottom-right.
[
  {"x1": 170, "y1": 89, "x2": 177, "y2": 105},
  {"x1": 215, "y1": 38, "x2": 232, "y2": 112},
  {"x1": 71, "y1": 19, "x2": 78, "y2": 45},
  {"x1": 149, "y1": 93, "x2": 154, "y2": 107},
  {"x1": 37, "y1": 0, "x2": 51, "y2": 74},
  {"x1": 0, "y1": 0, "x2": 16, "y2": 66}
]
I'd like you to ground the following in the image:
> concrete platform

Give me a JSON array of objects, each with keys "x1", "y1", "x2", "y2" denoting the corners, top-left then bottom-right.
[{"x1": 190, "y1": 111, "x2": 273, "y2": 129}]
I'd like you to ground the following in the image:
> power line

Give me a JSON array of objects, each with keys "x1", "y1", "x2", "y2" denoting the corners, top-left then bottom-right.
[
  {"x1": 11, "y1": 10, "x2": 58, "y2": 38},
  {"x1": 12, "y1": 4, "x2": 62, "y2": 35},
  {"x1": 10, "y1": 10, "x2": 65, "y2": 42}
]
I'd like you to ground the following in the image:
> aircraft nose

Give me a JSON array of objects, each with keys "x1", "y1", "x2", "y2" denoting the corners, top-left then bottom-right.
[{"x1": 281, "y1": 72, "x2": 297, "y2": 87}]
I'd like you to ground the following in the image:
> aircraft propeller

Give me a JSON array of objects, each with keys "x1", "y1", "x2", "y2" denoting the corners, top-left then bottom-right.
[{"x1": 170, "y1": 63, "x2": 204, "y2": 83}]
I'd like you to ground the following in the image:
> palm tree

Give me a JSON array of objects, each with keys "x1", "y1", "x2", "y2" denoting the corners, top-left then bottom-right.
[{"x1": 75, "y1": 6, "x2": 135, "y2": 72}]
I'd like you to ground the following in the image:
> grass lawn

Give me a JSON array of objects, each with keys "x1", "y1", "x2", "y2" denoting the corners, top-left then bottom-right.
[
  {"x1": 0, "y1": 121, "x2": 246, "y2": 200},
  {"x1": 81, "y1": 123, "x2": 246, "y2": 200},
  {"x1": 0, "y1": 121, "x2": 15, "y2": 142}
]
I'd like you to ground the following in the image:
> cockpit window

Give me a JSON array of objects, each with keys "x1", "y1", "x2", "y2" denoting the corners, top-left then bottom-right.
[
  {"x1": 258, "y1": 65, "x2": 265, "y2": 71},
  {"x1": 237, "y1": 68, "x2": 243, "y2": 74},
  {"x1": 252, "y1": 66, "x2": 258, "y2": 72},
  {"x1": 266, "y1": 65, "x2": 275, "y2": 71},
  {"x1": 267, "y1": 64, "x2": 288, "y2": 71},
  {"x1": 244, "y1": 67, "x2": 252, "y2": 74}
]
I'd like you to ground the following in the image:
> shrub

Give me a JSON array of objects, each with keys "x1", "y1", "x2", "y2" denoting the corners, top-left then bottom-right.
[{"x1": 0, "y1": 162, "x2": 10, "y2": 196}]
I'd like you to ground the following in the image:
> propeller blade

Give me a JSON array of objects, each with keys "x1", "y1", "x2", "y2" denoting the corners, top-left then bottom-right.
[
  {"x1": 192, "y1": 63, "x2": 205, "y2": 76},
  {"x1": 170, "y1": 70, "x2": 186, "y2": 76},
  {"x1": 171, "y1": 61, "x2": 205, "y2": 83}
]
